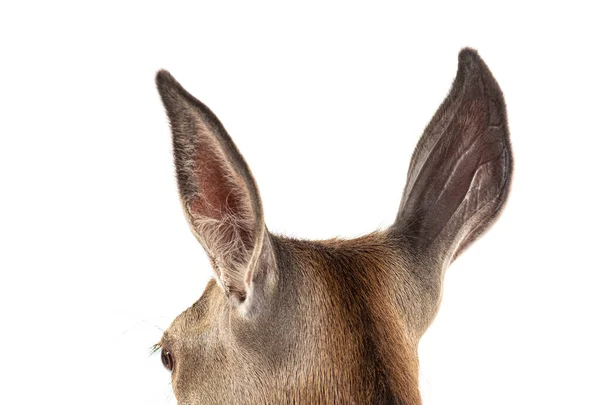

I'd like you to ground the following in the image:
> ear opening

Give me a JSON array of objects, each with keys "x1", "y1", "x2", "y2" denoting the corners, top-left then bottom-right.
[
  {"x1": 393, "y1": 49, "x2": 513, "y2": 266},
  {"x1": 156, "y1": 70, "x2": 268, "y2": 302}
]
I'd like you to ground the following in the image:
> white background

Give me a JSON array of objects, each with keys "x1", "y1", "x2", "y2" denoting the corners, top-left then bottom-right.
[{"x1": 1, "y1": 1, "x2": 599, "y2": 404}]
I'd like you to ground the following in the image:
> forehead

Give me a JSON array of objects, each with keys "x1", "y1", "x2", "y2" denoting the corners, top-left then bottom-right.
[{"x1": 160, "y1": 279, "x2": 223, "y2": 345}]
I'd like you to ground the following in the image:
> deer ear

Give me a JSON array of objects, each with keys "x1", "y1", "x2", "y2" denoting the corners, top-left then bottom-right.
[
  {"x1": 394, "y1": 49, "x2": 512, "y2": 266},
  {"x1": 156, "y1": 70, "x2": 268, "y2": 303}
]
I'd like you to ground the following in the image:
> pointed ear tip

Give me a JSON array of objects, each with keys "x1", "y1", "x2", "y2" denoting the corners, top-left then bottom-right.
[
  {"x1": 458, "y1": 47, "x2": 479, "y2": 61},
  {"x1": 457, "y1": 47, "x2": 486, "y2": 71},
  {"x1": 155, "y1": 69, "x2": 176, "y2": 91}
]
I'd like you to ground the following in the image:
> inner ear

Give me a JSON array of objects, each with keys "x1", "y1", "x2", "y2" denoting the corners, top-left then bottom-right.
[{"x1": 181, "y1": 119, "x2": 256, "y2": 254}]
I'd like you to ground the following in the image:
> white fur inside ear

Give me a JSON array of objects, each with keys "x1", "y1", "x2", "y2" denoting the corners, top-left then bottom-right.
[{"x1": 183, "y1": 199, "x2": 255, "y2": 297}]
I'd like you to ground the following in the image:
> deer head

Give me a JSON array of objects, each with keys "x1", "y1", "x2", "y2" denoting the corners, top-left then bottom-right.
[{"x1": 154, "y1": 48, "x2": 512, "y2": 404}]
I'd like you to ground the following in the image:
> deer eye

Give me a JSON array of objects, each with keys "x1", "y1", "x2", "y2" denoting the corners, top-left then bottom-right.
[{"x1": 161, "y1": 349, "x2": 174, "y2": 371}]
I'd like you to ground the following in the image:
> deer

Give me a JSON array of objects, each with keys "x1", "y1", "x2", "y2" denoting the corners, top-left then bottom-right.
[{"x1": 154, "y1": 48, "x2": 512, "y2": 404}]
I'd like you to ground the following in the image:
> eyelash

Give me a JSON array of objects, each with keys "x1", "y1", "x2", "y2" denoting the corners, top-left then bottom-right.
[{"x1": 150, "y1": 343, "x2": 162, "y2": 355}]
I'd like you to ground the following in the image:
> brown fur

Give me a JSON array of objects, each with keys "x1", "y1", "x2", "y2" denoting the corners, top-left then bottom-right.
[{"x1": 154, "y1": 48, "x2": 512, "y2": 404}]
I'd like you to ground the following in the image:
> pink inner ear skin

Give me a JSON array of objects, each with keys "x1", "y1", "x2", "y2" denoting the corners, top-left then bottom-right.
[
  {"x1": 187, "y1": 127, "x2": 234, "y2": 220},
  {"x1": 188, "y1": 132, "x2": 255, "y2": 250}
]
